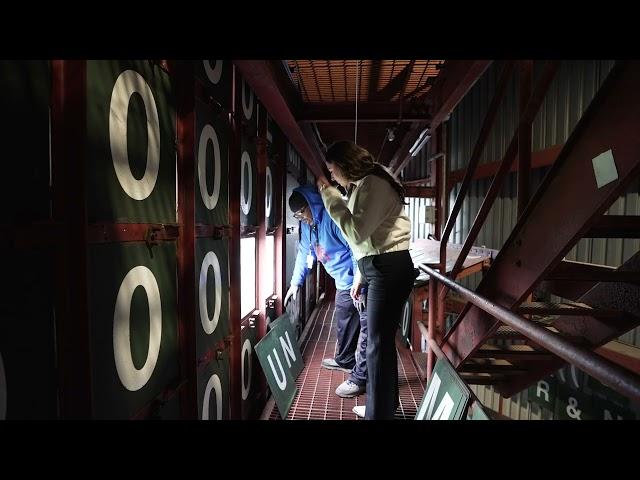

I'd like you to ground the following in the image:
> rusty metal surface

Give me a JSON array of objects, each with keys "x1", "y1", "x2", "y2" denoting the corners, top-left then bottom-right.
[
  {"x1": 51, "y1": 60, "x2": 92, "y2": 418},
  {"x1": 228, "y1": 66, "x2": 242, "y2": 418}
]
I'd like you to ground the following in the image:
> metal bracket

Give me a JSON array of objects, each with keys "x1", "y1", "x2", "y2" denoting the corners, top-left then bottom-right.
[{"x1": 144, "y1": 226, "x2": 162, "y2": 257}]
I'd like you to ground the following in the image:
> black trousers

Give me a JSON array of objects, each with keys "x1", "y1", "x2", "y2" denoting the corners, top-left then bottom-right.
[{"x1": 358, "y1": 250, "x2": 415, "y2": 420}]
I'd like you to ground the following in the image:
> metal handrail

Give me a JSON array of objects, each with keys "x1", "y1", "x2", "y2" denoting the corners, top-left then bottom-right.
[{"x1": 419, "y1": 264, "x2": 640, "y2": 403}]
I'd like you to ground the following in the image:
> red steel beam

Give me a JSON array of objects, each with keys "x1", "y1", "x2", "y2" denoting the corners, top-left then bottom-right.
[
  {"x1": 583, "y1": 215, "x2": 640, "y2": 238},
  {"x1": 256, "y1": 110, "x2": 268, "y2": 341},
  {"x1": 404, "y1": 185, "x2": 436, "y2": 198},
  {"x1": 390, "y1": 60, "x2": 493, "y2": 175},
  {"x1": 411, "y1": 287, "x2": 428, "y2": 352},
  {"x1": 435, "y1": 127, "x2": 446, "y2": 241},
  {"x1": 175, "y1": 60, "x2": 198, "y2": 419},
  {"x1": 443, "y1": 61, "x2": 640, "y2": 369},
  {"x1": 255, "y1": 107, "x2": 269, "y2": 411},
  {"x1": 384, "y1": 121, "x2": 427, "y2": 169},
  {"x1": 87, "y1": 223, "x2": 180, "y2": 243},
  {"x1": 434, "y1": 125, "x2": 446, "y2": 348},
  {"x1": 298, "y1": 101, "x2": 429, "y2": 123},
  {"x1": 51, "y1": 60, "x2": 92, "y2": 418},
  {"x1": 403, "y1": 175, "x2": 432, "y2": 186},
  {"x1": 596, "y1": 341, "x2": 640, "y2": 377},
  {"x1": 275, "y1": 134, "x2": 286, "y2": 316},
  {"x1": 233, "y1": 61, "x2": 326, "y2": 180},
  {"x1": 195, "y1": 225, "x2": 231, "y2": 239},
  {"x1": 545, "y1": 259, "x2": 640, "y2": 284},
  {"x1": 427, "y1": 274, "x2": 437, "y2": 380},
  {"x1": 447, "y1": 144, "x2": 562, "y2": 190},
  {"x1": 536, "y1": 260, "x2": 614, "y2": 300}
]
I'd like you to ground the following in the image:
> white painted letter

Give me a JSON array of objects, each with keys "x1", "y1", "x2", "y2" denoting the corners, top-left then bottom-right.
[
  {"x1": 279, "y1": 331, "x2": 296, "y2": 369},
  {"x1": 267, "y1": 350, "x2": 287, "y2": 390}
]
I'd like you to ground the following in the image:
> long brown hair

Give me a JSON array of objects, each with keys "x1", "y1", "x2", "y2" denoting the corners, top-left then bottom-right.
[{"x1": 325, "y1": 140, "x2": 406, "y2": 204}]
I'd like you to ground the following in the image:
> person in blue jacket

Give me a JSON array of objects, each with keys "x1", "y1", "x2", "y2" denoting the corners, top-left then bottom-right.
[{"x1": 285, "y1": 184, "x2": 367, "y2": 398}]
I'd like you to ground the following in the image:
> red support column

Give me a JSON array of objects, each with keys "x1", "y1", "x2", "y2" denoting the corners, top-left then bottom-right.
[
  {"x1": 434, "y1": 126, "x2": 443, "y2": 241},
  {"x1": 256, "y1": 111, "x2": 268, "y2": 341},
  {"x1": 274, "y1": 132, "x2": 286, "y2": 316},
  {"x1": 410, "y1": 286, "x2": 427, "y2": 352},
  {"x1": 256, "y1": 107, "x2": 268, "y2": 407},
  {"x1": 434, "y1": 125, "x2": 446, "y2": 346},
  {"x1": 427, "y1": 277, "x2": 437, "y2": 380},
  {"x1": 228, "y1": 65, "x2": 242, "y2": 419},
  {"x1": 50, "y1": 60, "x2": 92, "y2": 418},
  {"x1": 175, "y1": 60, "x2": 198, "y2": 419}
]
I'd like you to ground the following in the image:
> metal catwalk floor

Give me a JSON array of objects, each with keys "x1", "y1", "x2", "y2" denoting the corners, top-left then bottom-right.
[{"x1": 269, "y1": 300, "x2": 426, "y2": 420}]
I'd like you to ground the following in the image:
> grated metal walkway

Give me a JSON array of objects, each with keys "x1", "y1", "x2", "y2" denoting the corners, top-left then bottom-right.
[{"x1": 269, "y1": 300, "x2": 425, "y2": 420}]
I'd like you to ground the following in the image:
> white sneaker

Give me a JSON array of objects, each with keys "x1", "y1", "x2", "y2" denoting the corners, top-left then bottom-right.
[
  {"x1": 321, "y1": 358, "x2": 352, "y2": 374},
  {"x1": 352, "y1": 405, "x2": 366, "y2": 418},
  {"x1": 336, "y1": 380, "x2": 366, "y2": 398}
]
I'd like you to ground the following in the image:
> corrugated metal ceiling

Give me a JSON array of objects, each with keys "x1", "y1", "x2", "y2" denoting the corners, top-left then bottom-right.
[{"x1": 287, "y1": 60, "x2": 444, "y2": 103}]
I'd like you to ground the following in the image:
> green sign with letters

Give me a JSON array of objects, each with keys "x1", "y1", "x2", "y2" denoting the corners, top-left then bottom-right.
[
  {"x1": 415, "y1": 358, "x2": 470, "y2": 420},
  {"x1": 526, "y1": 368, "x2": 637, "y2": 420},
  {"x1": 592, "y1": 396, "x2": 636, "y2": 420},
  {"x1": 555, "y1": 385, "x2": 595, "y2": 420},
  {"x1": 527, "y1": 376, "x2": 558, "y2": 410},
  {"x1": 255, "y1": 314, "x2": 304, "y2": 419},
  {"x1": 268, "y1": 314, "x2": 304, "y2": 379}
]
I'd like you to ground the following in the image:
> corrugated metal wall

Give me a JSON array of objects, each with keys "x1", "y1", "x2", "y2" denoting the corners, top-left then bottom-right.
[
  {"x1": 406, "y1": 60, "x2": 640, "y2": 418},
  {"x1": 447, "y1": 60, "x2": 639, "y2": 337},
  {"x1": 403, "y1": 129, "x2": 437, "y2": 241},
  {"x1": 402, "y1": 133, "x2": 433, "y2": 181},
  {"x1": 405, "y1": 196, "x2": 435, "y2": 242}
]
